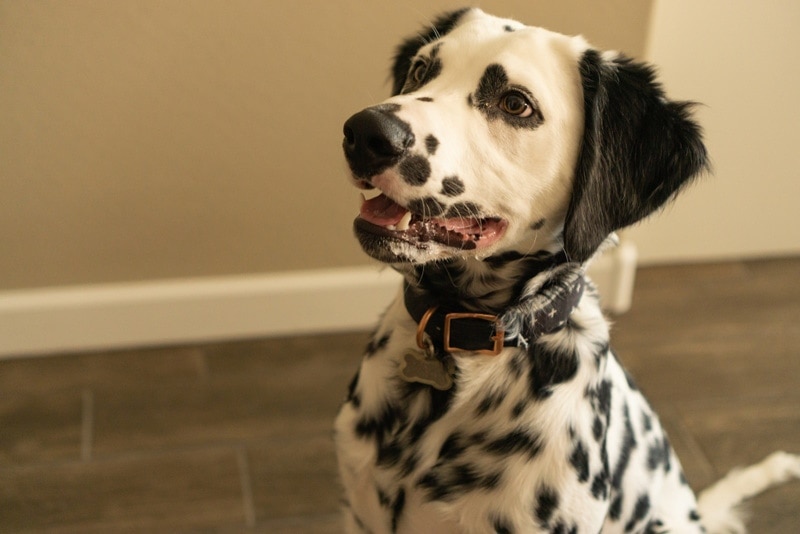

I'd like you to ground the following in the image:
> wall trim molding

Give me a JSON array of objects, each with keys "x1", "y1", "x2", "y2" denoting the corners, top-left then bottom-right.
[
  {"x1": 0, "y1": 244, "x2": 636, "y2": 359},
  {"x1": 0, "y1": 266, "x2": 402, "y2": 359}
]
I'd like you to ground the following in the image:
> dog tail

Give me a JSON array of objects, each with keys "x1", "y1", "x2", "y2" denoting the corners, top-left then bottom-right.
[{"x1": 697, "y1": 451, "x2": 800, "y2": 533}]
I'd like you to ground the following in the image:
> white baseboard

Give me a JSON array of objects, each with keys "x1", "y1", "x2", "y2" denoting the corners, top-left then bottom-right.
[
  {"x1": 0, "y1": 267, "x2": 402, "y2": 359},
  {"x1": 588, "y1": 240, "x2": 638, "y2": 315},
  {"x1": 0, "y1": 245, "x2": 637, "y2": 359}
]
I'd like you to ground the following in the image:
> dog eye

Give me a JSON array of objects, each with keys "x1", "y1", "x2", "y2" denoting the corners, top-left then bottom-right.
[
  {"x1": 410, "y1": 60, "x2": 429, "y2": 84},
  {"x1": 499, "y1": 92, "x2": 533, "y2": 117}
]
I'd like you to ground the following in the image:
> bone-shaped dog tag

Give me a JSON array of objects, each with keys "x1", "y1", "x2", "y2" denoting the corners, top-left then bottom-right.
[{"x1": 399, "y1": 349, "x2": 455, "y2": 391}]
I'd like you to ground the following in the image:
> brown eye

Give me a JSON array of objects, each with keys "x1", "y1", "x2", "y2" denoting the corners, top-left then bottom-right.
[
  {"x1": 499, "y1": 92, "x2": 533, "y2": 117},
  {"x1": 410, "y1": 60, "x2": 428, "y2": 83}
]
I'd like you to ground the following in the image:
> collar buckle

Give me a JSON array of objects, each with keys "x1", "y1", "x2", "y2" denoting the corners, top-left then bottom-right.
[{"x1": 444, "y1": 313, "x2": 504, "y2": 356}]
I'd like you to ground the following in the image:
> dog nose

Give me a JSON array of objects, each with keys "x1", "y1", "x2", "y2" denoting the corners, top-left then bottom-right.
[{"x1": 343, "y1": 106, "x2": 414, "y2": 178}]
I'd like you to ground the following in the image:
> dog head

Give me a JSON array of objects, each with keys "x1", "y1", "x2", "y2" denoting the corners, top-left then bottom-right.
[{"x1": 343, "y1": 8, "x2": 707, "y2": 265}]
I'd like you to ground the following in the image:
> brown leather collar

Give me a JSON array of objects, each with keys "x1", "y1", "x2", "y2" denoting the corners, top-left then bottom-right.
[{"x1": 404, "y1": 272, "x2": 586, "y2": 356}]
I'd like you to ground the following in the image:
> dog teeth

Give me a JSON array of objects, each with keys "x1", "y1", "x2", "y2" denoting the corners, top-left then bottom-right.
[{"x1": 396, "y1": 211, "x2": 412, "y2": 231}]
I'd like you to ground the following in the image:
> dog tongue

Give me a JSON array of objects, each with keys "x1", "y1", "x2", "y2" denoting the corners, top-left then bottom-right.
[{"x1": 359, "y1": 193, "x2": 408, "y2": 226}]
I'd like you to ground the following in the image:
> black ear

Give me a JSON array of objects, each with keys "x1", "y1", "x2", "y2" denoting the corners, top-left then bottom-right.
[
  {"x1": 390, "y1": 8, "x2": 472, "y2": 96},
  {"x1": 564, "y1": 49, "x2": 709, "y2": 263}
]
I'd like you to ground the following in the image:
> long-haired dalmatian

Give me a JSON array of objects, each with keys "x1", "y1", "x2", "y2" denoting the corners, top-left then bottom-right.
[{"x1": 334, "y1": 8, "x2": 800, "y2": 534}]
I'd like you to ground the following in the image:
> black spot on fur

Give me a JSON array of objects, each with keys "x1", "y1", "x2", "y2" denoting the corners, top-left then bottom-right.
[
  {"x1": 569, "y1": 440, "x2": 590, "y2": 482},
  {"x1": 527, "y1": 342, "x2": 580, "y2": 399},
  {"x1": 474, "y1": 64, "x2": 508, "y2": 107},
  {"x1": 663, "y1": 437, "x2": 672, "y2": 473},
  {"x1": 530, "y1": 218, "x2": 546, "y2": 230},
  {"x1": 646, "y1": 436, "x2": 671, "y2": 471},
  {"x1": 511, "y1": 399, "x2": 527, "y2": 419},
  {"x1": 391, "y1": 488, "x2": 406, "y2": 532},
  {"x1": 504, "y1": 25, "x2": 515, "y2": 32},
  {"x1": 425, "y1": 134, "x2": 440, "y2": 155},
  {"x1": 492, "y1": 516, "x2": 513, "y2": 534},
  {"x1": 484, "y1": 429, "x2": 542, "y2": 459},
  {"x1": 689, "y1": 509, "x2": 701, "y2": 522},
  {"x1": 440, "y1": 176, "x2": 465, "y2": 197},
  {"x1": 609, "y1": 494, "x2": 623, "y2": 520},
  {"x1": 591, "y1": 470, "x2": 609, "y2": 500},
  {"x1": 417, "y1": 464, "x2": 502, "y2": 502},
  {"x1": 404, "y1": 384, "x2": 458, "y2": 444},
  {"x1": 476, "y1": 392, "x2": 505, "y2": 416},
  {"x1": 377, "y1": 440, "x2": 403, "y2": 468},
  {"x1": 417, "y1": 96, "x2": 434, "y2": 102},
  {"x1": 624, "y1": 494, "x2": 651, "y2": 532},
  {"x1": 642, "y1": 410, "x2": 653, "y2": 432},
  {"x1": 365, "y1": 332, "x2": 391, "y2": 357},
  {"x1": 534, "y1": 485, "x2": 559, "y2": 526},
  {"x1": 592, "y1": 415, "x2": 604, "y2": 441},
  {"x1": 401, "y1": 453, "x2": 418, "y2": 476},
  {"x1": 399, "y1": 154, "x2": 431, "y2": 185},
  {"x1": 350, "y1": 508, "x2": 368, "y2": 532},
  {"x1": 377, "y1": 485, "x2": 391, "y2": 507},
  {"x1": 346, "y1": 370, "x2": 361, "y2": 408},
  {"x1": 407, "y1": 196, "x2": 445, "y2": 217},
  {"x1": 592, "y1": 379, "x2": 612, "y2": 415},
  {"x1": 438, "y1": 432, "x2": 467, "y2": 461},
  {"x1": 354, "y1": 403, "x2": 404, "y2": 441},
  {"x1": 611, "y1": 404, "x2": 637, "y2": 490},
  {"x1": 507, "y1": 353, "x2": 526, "y2": 380},
  {"x1": 551, "y1": 521, "x2": 577, "y2": 534}
]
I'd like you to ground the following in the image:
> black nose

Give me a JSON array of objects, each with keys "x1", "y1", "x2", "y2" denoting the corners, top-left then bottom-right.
[{"x1": 343, "y1": 106, "x2": 415, "y2": 179}]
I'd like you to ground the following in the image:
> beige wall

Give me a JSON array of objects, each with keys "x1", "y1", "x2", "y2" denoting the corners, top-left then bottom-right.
[
  {"x1": 629, "y1": 0, "x2": 800, "y2": 263},
  {"x1": 0, "y1": 1, "x2": 654, "y2": 290}
]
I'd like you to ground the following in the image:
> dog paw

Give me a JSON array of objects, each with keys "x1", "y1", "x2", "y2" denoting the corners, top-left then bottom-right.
[{"x1": 761, "y1": 451, "x2": 800, "y2": 482}]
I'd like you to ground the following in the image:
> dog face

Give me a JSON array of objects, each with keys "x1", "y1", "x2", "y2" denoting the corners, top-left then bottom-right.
[{"x1": 343, "y1": 8, "x2": 707, "y2": 265}]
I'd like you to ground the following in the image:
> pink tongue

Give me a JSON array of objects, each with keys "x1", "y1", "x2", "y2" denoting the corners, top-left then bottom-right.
[{"x1": 359, "y1": 193, "x2": 408, "y2": 226}]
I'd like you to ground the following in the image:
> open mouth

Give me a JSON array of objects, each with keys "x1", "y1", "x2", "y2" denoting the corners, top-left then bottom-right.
[{"x1": 355, "y1": 193, "x2": 507, "y2": 251}]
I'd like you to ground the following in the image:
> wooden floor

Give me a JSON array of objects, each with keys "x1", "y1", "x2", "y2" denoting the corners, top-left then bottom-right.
[{"x1": 1, "y1": 257, "x2": 798, "y2": 533}]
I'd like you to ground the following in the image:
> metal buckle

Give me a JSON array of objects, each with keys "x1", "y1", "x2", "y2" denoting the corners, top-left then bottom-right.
[
  {"x1": 444, "y1": 313, "x2": 504, "y2": 356},
  {"x1": 416, "y1": 306, "x2": 439, "y2": 350}
]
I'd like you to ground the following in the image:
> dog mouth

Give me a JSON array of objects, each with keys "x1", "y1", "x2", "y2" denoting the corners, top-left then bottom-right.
[{"x1": 355, "y1": 192, "x2": 507, "y2": 251}]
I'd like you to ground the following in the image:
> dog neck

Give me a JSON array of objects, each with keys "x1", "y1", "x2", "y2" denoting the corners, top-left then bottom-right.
[
  {"x1": 404, "y1": 254, "x2": 586, "y2": 355},
  {"x1": 398, "y1": 251, "x2": 586, "y2": 353},
  {"x1": 398, "y1": 250, "x2": 573, "y2": 314}
]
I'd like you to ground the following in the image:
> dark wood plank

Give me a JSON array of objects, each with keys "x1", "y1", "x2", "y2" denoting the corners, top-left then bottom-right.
[
  {"x1": 91, "y1": 381, "x2": 338, "y2": 455},
  {"x1": 0, "y1": 345, "x2": 205, "y2": 394},
  {"x1": 0, "y1": 390, "x2": 82, "y2": 466},
  {"x1": 247, "y1": 434, "x2": 341, "y2": 522},
  {"x1": 0, "y1": 448, "x2": 246, "y2": 532}
]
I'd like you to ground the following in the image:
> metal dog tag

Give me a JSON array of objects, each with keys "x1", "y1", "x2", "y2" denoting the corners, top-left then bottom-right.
[{"x1": 398, "y1": 348, "x2": 455, "y2": 391}]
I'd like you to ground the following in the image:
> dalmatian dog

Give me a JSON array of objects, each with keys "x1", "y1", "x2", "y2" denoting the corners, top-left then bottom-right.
[{"x1": 334, "y1": 8, "x2": 800, "y2": 534}]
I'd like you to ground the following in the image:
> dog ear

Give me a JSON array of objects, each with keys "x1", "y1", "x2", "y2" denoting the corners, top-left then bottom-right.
[
  {"x1": 563, "y1": 49, "x2": 709, "y2": 263},
  {"x1": 391, "y1": 8, "x2": 472, "y2": 95}
]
